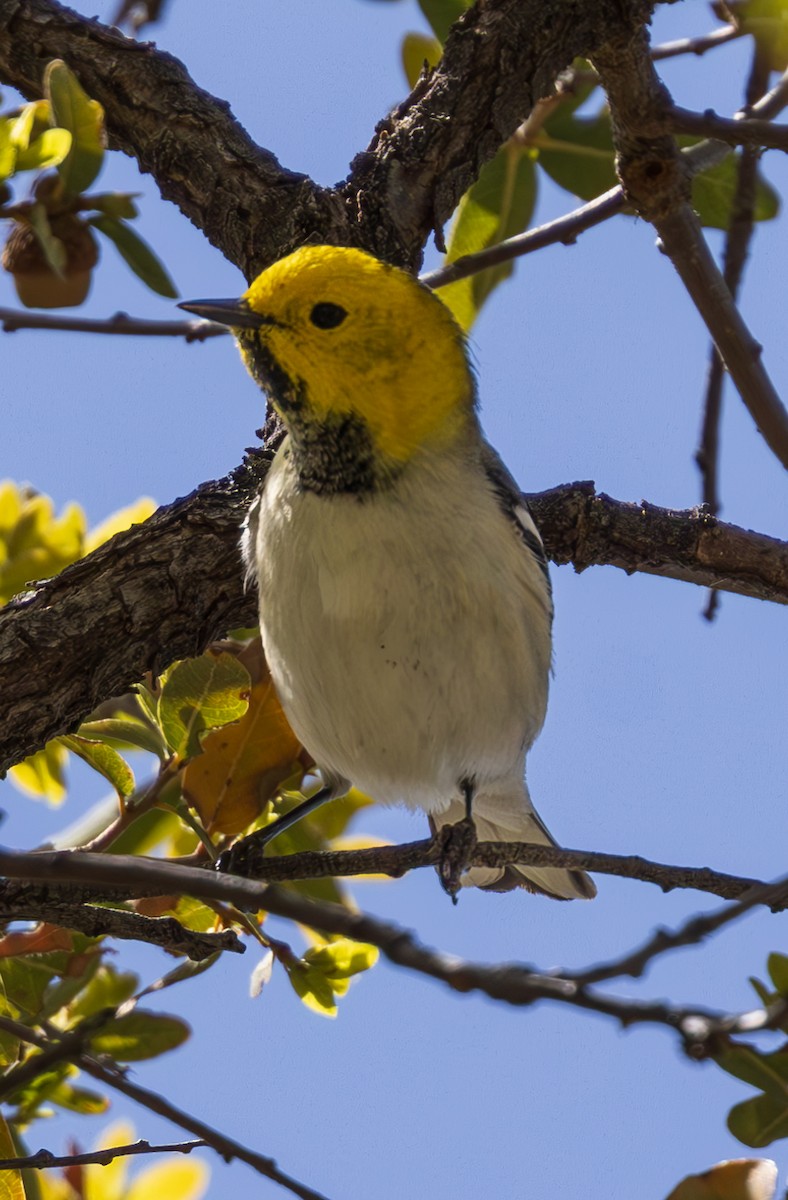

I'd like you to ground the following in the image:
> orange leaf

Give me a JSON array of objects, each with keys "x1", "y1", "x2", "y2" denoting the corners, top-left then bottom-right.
[
  {"x1": 0, "y1": 923, "x2": 73, "y2": 957},
  {"x1": 182, "y1": 640, "x2": 301, "y2": 836}
]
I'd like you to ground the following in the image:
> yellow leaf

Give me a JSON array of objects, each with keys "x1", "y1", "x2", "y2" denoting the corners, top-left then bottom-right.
[
  {"x1": 83, "y1": 1120, "x2": 134, "y2": 1200},
  {"x1": 126, "y1": 1159, "x2": 209, "y2": 1200},
  {"x1": 0, "y1": 482, "x2": 85, "y2": 604},
  {"x1": 182, "y1": 639, "x2": 300, "y2": 835},
  {"x1": 9, "y1": 741, "x2": 68, "y2": 804},
  {"x1": 666, "y1": 1159, "x2": 778, "y2": 1200},
  {"x1": 85, "y1": 497, "x2": 156, "y2": 553},
  {"x1": 0, "y1": 1113, "x2": 24, "y2": 1200}
]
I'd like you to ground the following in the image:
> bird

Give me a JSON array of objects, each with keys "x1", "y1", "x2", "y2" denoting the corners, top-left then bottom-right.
[{"x1": 179, "y1": 245, "x2": 595, "y2": 901}]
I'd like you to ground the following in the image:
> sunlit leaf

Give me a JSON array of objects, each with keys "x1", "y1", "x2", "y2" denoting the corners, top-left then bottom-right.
[
  {"x1": 9, "y1": 741, "x2": 68, "y2": 805},
  {"x1": 401, "y1": 32, "x2": 441, "y2": 87},
  {"x1": 60, "y1": 733, "x2": 135, "y2": 801},
  {"x1": 304, "y1": 938, "x2": 379, "y2": 980},
  {"x1": 665, "y1": 1158, "x2": 778, "y2": 1200},
  {"x1": 9, "y1": 100, "x2": 51, "y2": 151},
  {"x1": 15, "y1": 128, "x2": 72, "y2": 173},
  {"x1": 159, "y1": 651, "x2": 251, "y2": 759},
  {"x1": 126, "y1": 1159, "x2": 209, "y2": 1200},
  {"x1": 0, "y1": 482, "x2": 85, "y2": 604},
  {"x1": 84, "y1": 496, "x2": 155, "y2": 553},
  {"x1": 0, "y1": 1113, "x2": 25, "y2": 1200},
  {"x1": 89, "y1": 1011, "x2": 190, "y2": 1061},
  {"x1": 417, "y1": 0, "x2": 468, "y2": 42},
  {"x1": 439, "y1": 144, "x2": 537, "y2": 329},
  {"x1": 67, "y1": 965, "x2": 139, "y2": 1022},
  {"x1": 28, "y1": 202, "x2": 66, "y2": 276},
  {"x1": 137, "y1": 951, "x2": 221, "y2": 1000},
  {"x1": 44, "y1": 59, "x2": 105, "y2": 193},
  {"x1": 86, "y1": 192, "x2": 141, "y2": 220},
  {"x1": 249, "y1": 950, "x2": 274, "y2": 998},
  {"x1": 77, "y1": 716, "x2": 167, "y2": 759},
  {"x1": 182, "y1": 641, "x2": 300, "y2": 835},
  {"x1": 88, "y1": 214, "x2": 178, "y2": 298},
  {"x1": 285, "y1": 959, "x2": 338, "y2": 1017},
  {"x1": 0, "y1": 118, "x2": 16, "y2": 180}
]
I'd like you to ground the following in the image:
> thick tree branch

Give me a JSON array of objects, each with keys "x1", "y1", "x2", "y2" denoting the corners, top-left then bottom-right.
[
  {"x1": 669, "y1": 106, "x2": 788, "y2": 152},
  {"x1": 0, "y1": 0, "x2": 660, "y2": 273},
  {"x1": 0, "y1": 0, "x2": 343, "y2": 274},
  {"x1": 0, "y1": 475, "x2": 784, "y2": 773}
]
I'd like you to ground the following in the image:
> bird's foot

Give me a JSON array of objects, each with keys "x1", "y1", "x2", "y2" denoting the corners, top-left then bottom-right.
[
  {"x1": 438, "y1": 816, "x2": 478, "y2": 904},
  {"x1": 216, "y1": 829, "x2": 270, "y2": 877}
]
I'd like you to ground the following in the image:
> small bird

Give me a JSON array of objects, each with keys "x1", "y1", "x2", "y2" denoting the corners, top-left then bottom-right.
[{"x1": 180, "y1": 246, "x2": 595, "y2": 900}]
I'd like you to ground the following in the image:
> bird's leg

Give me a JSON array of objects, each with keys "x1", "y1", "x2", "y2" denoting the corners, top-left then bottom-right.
[
  {"x1": 216, "y1": 785, "x2": 334, "y2": 877},
  {"x1": 438, "y1": 778, "x2": 478, "y2": 903}
]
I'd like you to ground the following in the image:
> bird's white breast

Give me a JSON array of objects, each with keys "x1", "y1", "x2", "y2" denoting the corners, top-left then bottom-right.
[{"x1": 250, "y1": 441, "x2": 552, "y2": 814}]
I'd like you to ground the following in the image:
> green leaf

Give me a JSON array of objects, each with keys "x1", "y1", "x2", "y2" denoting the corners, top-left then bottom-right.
[
  {"x1": 439, "y1": 145, "x2": 537, "y2": 329},
  {"x1": 768, "y1": 953, "x2": 788, "y2": 996},
  {"x1": 86, "y1": 191, "x2": 140, "y2": 219},
  {"x1": 716, "y1": 1046, "x2": 788, "y2": 1099},
  {"x1": 60, "y1": 733, "x2": 135, "y2": 800},
  {"x1": 537, "y1": 105, "x2": 618, "y2": 201},
  {"x1": 15, "y1": 127, "x2": 72, "y2": 173},
  {"x1": 137, "y1": 951, "x2": 221, "y2": 1000},
  {"x1": 67, "y1": 964, "x2": 139, "y2": 1022},
  {"x1": 88, "y1": 214, "x2": 179, "y2": 298},
  {"x1": 8, "y1": 100, "x2": 51, "y2": 152},
  {"x1": 690, "y1": 150, "x2": 780, "y2": 230},
  {"x1": 0, "y1": 119, "x2": 16, "y2": 180},
  {"x1": 77, "y1": 716, "x2": 167, "y2": 759},
  {"x1": 0, "y1": 958, "x2": 61, "y2": 1020},
  {"x1": 28, "y1": 202, "x2": 67, "y2": 276},
  {"x1": 48, "y1": 1079, "x2": 108, "y2": 1115},
  {"x1": 158, "y1": 652, "x2": 251, "y2": 759},
  {"x1": 0, "y1": 1114, "x2": 25, "y2": 1200},
  {"x1": 89, "y1": 1010, "x2": 190, "y2": 1061},
  {"x1": 285, "y1": 960, "x2": 338, "y2": 1017},
  {"x1": 304, "y1": 938, "x2": 379, "y2": 980},
  {"x1": 728, "y1": 1092, "x2": 788, "y2": 1148},
  {"x1": 44, "y1": 59, "x2": 105, "y2": 194},
  {"x1": 401, "y1": 32, "x2": 442, "y2": 88},
  {"x1": 417, "y1": 0, "x2": 468, "y2": 42},
  {"x1": 8, "y1": 740, "x2": 68, "y2": 804}
]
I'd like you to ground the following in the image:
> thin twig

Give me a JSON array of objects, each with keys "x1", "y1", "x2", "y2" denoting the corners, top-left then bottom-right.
[
  {"x1": 0, "y1": 901, "x2": 242, "y2": 959},
  {"x1": 696, "y1": 49, "x2": 771, "y2": 621},
  {"x1": 0, "y1": 1139, "x2": 207, "y2": 1171},
  {"x1": 669, "y1": 107, "x2": 788, "y2": 152},
  {"x1": 651, "y1": 24, "x2": 742, "y2": 61},
  {"x1": 0, "y1": 1015, "x2": 330, "y2": 1200},
  {"x1": 568, "y1": 878, "x2": 786, "y2": 986},
  {"x1": 0, "y1": 308, "x2": 228, "y2": 339}
]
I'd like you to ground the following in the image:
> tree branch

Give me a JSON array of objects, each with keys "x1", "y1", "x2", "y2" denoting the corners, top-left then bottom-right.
[
  {"x1": 0, "y1": 474, "x2": 784, "y2": 773},
  {"x1": 1, "y1": 850, "x2": 785, "y2": 1053},
  {"x1": 0, "y1": 900, "x2": 243, "y2": 959},
  {"x1": 0, "y1": 1139, "x2": 207, "y2": 1172},
  {"x1": 0, "y1": 307, "x2": 229, "y2": 339},
  {"x1": 0, "y1": 1014, "x2": 330, "y2": 1200},
  {"x1": 591, "y1": 27, "x2": 788, "y2": 471},
  {"x1": 669, "y1": 106, "x2": 788, "y2": 152},
  {"x1": 0, "y1": 840, "x2": 782, "y2": 909}
]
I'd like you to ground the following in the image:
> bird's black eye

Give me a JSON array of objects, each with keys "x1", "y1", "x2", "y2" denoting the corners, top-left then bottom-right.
[{"x1": 310, "y1": 301, "x2": 347, "y2": 330}]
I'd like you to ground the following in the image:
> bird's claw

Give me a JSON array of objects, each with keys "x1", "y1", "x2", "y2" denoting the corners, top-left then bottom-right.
[{"x1": 438, "y1": 815, "x2": 478, "y2": 903}]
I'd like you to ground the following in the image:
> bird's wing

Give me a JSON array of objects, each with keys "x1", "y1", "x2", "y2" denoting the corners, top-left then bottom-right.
[{"x1": 479, "y1": 441, "x2": 553, "y2": 618}]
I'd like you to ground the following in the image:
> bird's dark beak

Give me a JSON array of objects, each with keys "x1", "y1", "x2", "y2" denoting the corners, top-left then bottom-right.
[{"x1": 177, "y1": 298, "x2": 273, "y2": 331}]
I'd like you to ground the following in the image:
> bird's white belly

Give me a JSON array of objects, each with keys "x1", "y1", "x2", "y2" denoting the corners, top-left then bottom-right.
[{"x1": 253, "y1": 451, "x2": 551, "y2": 815}]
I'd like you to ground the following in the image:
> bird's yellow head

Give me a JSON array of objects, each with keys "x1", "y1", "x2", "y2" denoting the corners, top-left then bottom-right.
[{"x1": 181, "y1": 246, "x2": 475, "y2": 474}]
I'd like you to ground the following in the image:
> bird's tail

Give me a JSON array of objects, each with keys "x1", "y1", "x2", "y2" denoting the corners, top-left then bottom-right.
[{"x1": 432, "y1": 798, "x2": 596, "y2": 900}]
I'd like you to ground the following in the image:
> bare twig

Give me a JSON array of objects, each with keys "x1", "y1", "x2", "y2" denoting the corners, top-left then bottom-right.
[
  {"x1": 592, "y1": 29, "x2": 788, "y2": 470},
  {"x1": 0, "y1": 309, "x2": 228, "y2": 339},
  {"x1": 0, "y1": 1139, "x2": 207, "y2": 1171},
  {"x1": 651, "y1": 24, "x2": 742, "y2": 61},
  {"x1": 0, "y1": 900, "x2": 242, "y2": 959},
  {"x1": 669, "y1": 107, "x2": 788, "y2": 152},
  {"x1": 0, "y1": 1015, "x2": 330, "y2": 1200},
  {"x1": 568, "y1": 878, "x2": 788, "y2": 986},
  {"x1": 696, "y1": 49, "x2": 771, "y2": 621}
]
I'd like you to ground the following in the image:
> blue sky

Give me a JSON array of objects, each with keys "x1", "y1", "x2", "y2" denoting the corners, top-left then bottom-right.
[{"x1": 2, "y1": 3, "x2": 787, "y2": 1199}]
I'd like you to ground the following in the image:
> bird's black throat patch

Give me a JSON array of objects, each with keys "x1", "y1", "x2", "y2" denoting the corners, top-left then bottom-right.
[{"x1": 288, "y1": 412, "x2": 381, "y2": 496}]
